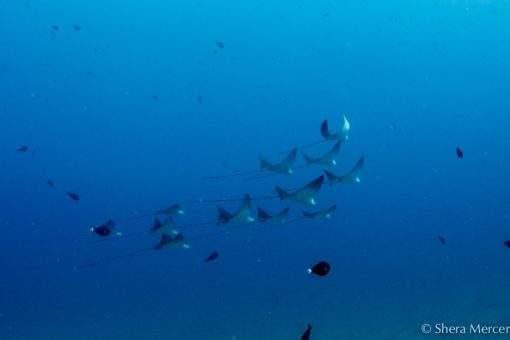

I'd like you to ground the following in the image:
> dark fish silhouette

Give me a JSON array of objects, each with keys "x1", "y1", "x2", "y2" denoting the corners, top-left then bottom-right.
[
  {"x1": 47, "y1": 180, "x2": 54, "y2": 187},
  {"x1": 67, "y1": 192, "x2": 80, "y2": 201},
  {"x1": 17, "y1": 146, "x2": 28, "y2": 152},
  {"x1": 72, "y1": 25, "x2": 81, "y2": 30},
  {"x1": 456, "y1": 147, "x2": 464, "y2": 158},
  {"x1": 205, "y1": 251, "x2": 219, "y2": 262},
  {"x1": 216, "y1": 41, "x2": 224, "y2": 48},
  {"x1": 301, "y1": 324, "x2": 313, "y2": 340},
  {"x1": 438, "y1": 235, "x2": 446, "y2": 244},
  {"x1": 308, "y1": 261, "x2": 330, "y2": 277},
  {"x1": 197, "y1": 96, "x2": 202, "y2": 103},
  {"x1": 51, "y1": 25, "x2": 59, "y2": 30},
  {"x1": 504, "y1": 240, "x2": 510, "y2": 248}
]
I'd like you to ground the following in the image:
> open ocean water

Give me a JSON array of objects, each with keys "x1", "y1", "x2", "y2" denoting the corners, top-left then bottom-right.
[{"x1": 1, "y1": 0, "x2": 510, "y2": 339}]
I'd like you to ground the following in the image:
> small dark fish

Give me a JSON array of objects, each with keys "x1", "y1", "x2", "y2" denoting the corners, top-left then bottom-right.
[
  {"x1": 47, "y1": 180, "x2": 54, "y2": 187},
  {"x1": 504, "y1": 240, "x2": 510, "y2": 248},
  {"x1": 438, "y1": 235, "x2": 446, "y2": 244},
  {"x1": 72, "y1": 25, "x2": 81, "y2": 31},
  {"x1": 152, "y1": 95, "x2": 159, "y2": 100},
  {"x1": 205, "y1": 251, "x2": 219, "y2": 262},
  {"x1": 17, "y1": 146, "x2": 28, "y2": 152},
  {"x1": 308, "y1": 261, "x2": 330, "y2": 277},
  {"x1": 51, "y1": 25, "x2": 59, "y2": 31},
  {"x1": 216, "y1": 41, "x2": 224, "y2": 48},
  {"x1": 456, "y1": 147, "x2": 464, "y2": 158},
  {"x1": 67, "y1": 192, "x2": 80, "y2": 201},
  {"x1": 301, "y1": 324, "x2": 312, "y2": 340},
  {"x1": 197, "y1": 96, "x2": 202, "y2": 103},
  {"x1": 50, "y1": 30, "x2": 55, "y2": 37},
  {"x1": 85, "y1": 71, "x2": 92, "y2": 76},
  {"x1": 44, "y1": 62, "x2": 52, "y2": 67}
]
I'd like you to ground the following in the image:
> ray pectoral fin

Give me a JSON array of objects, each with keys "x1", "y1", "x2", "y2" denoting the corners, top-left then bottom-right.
[
  {"x1": 324, "y1": 170, "x2": 340, "y2": 182},
  {"x1": 354, "y1": 156, "x2": 365, "y2": 172},
  {"x1": 257, "y1": 207, "x2": 270, "y2": 221},
  {"x1": 284, "y1": 147, "x2": 298, "y2": 165},
  {"x1": 217, "y1": 206, "x2": 233, "y2": 224},
  {"x1": 298, "y1": 175, "x2": 324, "y2": 195},
  {"x1": 259, "y1": 154, "x2": 271, "y2": 169},
  {"x1": 344, "y1": 156, "x2": 364, "y2": 183},
  {"x1": 275, "y1": 187, "x2": 288, "y2": 199},
  {"x1": 321, "y1": 120, "x2": 331, "y2": 139},
  {"x1": 303, "y1": 153, "x2": 316, "y2": 165},
  {"x1": 280, "y1": 206, "x2": 290, "y2": 216},
  {"x1": 150, "y1": 219, "x2": 163, "y2": 233}
]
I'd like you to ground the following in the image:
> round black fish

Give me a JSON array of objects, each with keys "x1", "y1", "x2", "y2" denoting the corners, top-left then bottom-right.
[
  {"x1": 456, "y1": 147, "x2": 464, "y2": 158},
  {"x1": 504, "y1": 240, "x2": 510, "y2": 248},
  {"x1": 92, "y1": 226, "x2": 111, "y2": 237},
  {"x1": 438, "y1": 235, "x2": 447, "y2": 245},
  {"x1": 308, "y1": 261, "x2": 330, "y2": 277}
]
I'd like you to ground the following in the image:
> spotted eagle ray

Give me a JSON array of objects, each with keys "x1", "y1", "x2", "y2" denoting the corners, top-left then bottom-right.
[
  {"x1": 257, "y1": 206, "x2": 290, "y2": 224},
  {"x1": 302, "y1": 141, "x2": 342, "y2": 166},
  {"x1": 217, "y1": 194, "x2": 256, "y2": 225},
  {"x1": 78, "y1": 232, "x2": 190, "y2": 268},
  {"x1": 302, "y1": 205, "x2": 337, "y2": 219},
  {"x1": 114, "y1": 203, "x2": 185, "y2": 223},
  {"x1": 203, "y1": 147, "x2": 298, "y2": 180},
  {"x1": 280, "y1": 115, "x2": 351, "y2": 154},
  {"x1": 324, "y1": 157, "x2": 364, "y2": 184},
  {"x1": 189, "y1": 175, "x2": 324, "y2": 206},
  {"x1": 259, "y1": 147, "x2": 297, "y2": 174},
  {"x1": 85, "y1": 217, "x2": 211, "y2": 246},
  {"x1": 321, "y1": 115, "x2": 350, "y2": 141},
  {"x1": 31, "y1": 219, "x2": 123, "y2": 242},
  {"x1": 275, "y1": 175, "x2": 324, "y2": 206},
  {"x1": 149, "y1": 217, "x2": 179, "y2": 235}
]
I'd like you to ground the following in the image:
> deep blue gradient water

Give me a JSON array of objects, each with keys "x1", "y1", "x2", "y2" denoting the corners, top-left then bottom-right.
[{"x1": 1, "y1": 1, "x2": 510, "y2": 339}]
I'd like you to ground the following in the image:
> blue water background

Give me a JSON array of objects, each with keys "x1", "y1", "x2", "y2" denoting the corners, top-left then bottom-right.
[{"x1": 1, "y1": 0, "x2": 510, "y2": 339}]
